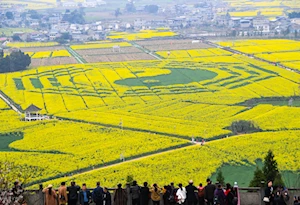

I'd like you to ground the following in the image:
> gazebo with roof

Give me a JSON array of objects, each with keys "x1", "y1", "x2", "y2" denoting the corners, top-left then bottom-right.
[{"x1": 24, "y1": 104, "x2": 44, "y2": 121}]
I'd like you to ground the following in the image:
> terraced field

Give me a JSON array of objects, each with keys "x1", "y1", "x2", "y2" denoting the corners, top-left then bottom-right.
[{"x1": 0, "y1": 38, "x2": 300, "y2": 189}]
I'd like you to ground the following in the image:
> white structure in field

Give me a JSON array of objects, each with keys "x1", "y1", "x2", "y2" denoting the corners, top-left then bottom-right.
[
  {"x1": 24, "y1": 104, "x2": 48, "y2": 121},
  {"x1": 113, "y1": 45, "x2": 121, "y2": 53}
]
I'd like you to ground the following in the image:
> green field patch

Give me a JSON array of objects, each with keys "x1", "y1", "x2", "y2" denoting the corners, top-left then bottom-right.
[
  {"x1": 115, "y1": 68, "x2": 217, "y2": 87},
  {"x1": 48, "y1": 78, "x2": 61, "y2": 87},
  {"x1": 211, "y1": 161, "x2": 300, "y2": 187},
  {"x1": 30, "y1": 78, "x2": 44, "y2": 89},
  {"x1": 0, "y1": 132, "x2": 24, "y2": 151},
  {"x1": 13, "y1": 78, "x2": 25, "y2": 90}
]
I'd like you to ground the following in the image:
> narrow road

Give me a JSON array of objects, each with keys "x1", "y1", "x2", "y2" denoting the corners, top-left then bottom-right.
[
  {"x1": 130, "y1": 41, "x2": 163, "y2": 60},
  {"x1": 65, "y1": 46, "x2": 87, "y2": 64},
  {"x1": 0, "y1": 91, "x2": 22, "y2": 114}
]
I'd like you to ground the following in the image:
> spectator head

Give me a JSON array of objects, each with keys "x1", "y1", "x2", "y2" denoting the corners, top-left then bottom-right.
[
  {"x1": 267, "y1": 180, "x2": 273, "y2": 187},
  {"x1": 199, "y1": 183, "x2": 203, "y2": 187},
  {"x1": 117, "y1": 184, "x2": 122, "y2": 188},
  {"x1": 153, "y1": 183, "x2": 157, "y2": 188},
  {"x1": 82, "y1": 183, "x2": 87, "y2": 190},
  {"x1": 97, "y1": 182, "x2": 100, "y2": 187},
  {"x1": 14, "y1": 181, "x2": 19, "y2": 186},
  {"x1": 104, "y1": 187, "x2": 108, "y2": 193},
  {"x1": 61, "y1": 182, "x2": 66, "y2": 186},
  {"x1": 226, "y1": 183, "x2": 231, "y2": 190},
  {"x1": 71, "y1": 182, "x2": 75, "y2": 186},
  {"x1": 206, "y1": 178, "x2": 211, "y2": 184},
  {"x1": 217, "y1": 184, "x2": 222, "y2": 188},
  {"x1": 189, "y1": 180, "x2": 193, "y2": 185},
  {"x1": 178, "y1": 183, "x2": 182, "y2": 188},
  {"x1": 144, "y1": 182, "x2": 148, "y2": 187},
  {"x1": 170, "y1": 182, "x2": 174, "y2": 187},
  {"x1": 132, "y1": 181, "x2": 137, "y2": 186}
]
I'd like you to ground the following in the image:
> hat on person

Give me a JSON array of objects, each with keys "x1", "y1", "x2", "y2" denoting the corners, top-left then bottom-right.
[{"x1": 47, "y1": 184, "x2": 53, "y2": 188}]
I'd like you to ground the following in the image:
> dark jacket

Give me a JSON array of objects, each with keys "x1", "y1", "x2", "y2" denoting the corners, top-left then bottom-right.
[
  {"x1": 264, "y1": 186, "x2": 274, "y2": 202},
  {"x1": 205, "y1": 184, "x2": 216, "y2": 200},
  {"x1": 92, "y1": 186, "x2": 104, "y2": 202},
  {"x1": 186, "y1": 184, "x2": 197, "y2": 202},
  {"x1": 67, "y1": 185, "x2": 80, "y2": 200},
  {"x1": 114, "y1": 188, "x2": 127, "y2": 205},
  {"x1": 104, "y1": 191, "x2": 112, "y2": 205},
  {"x1": 130, "y1": 185, "x2": 140, "y2": 200},
  {"x1": 140, "y1": 187, "x2": 150, "y2": 204},
  {"x1": 214, "y1": 188, "x2": 226, "y2": 205},
  {"x1": 274, "y1": 190, "x2": 289, "y2": 205},
  {"x1": 79, "y1": 190, "x2": 91, "y2": 205}
]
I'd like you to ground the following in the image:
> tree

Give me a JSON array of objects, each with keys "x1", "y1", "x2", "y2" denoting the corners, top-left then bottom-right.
[
  {"x1": 216, "y1": 170, "x2": 225, "y2": 185},
  {"x1": 12, "y1": 35, "x2": 22, "y2": 42},
  {"x1": 126, "y1": 175, "x2": 134, "y2": 185},
  {"x1": 262, "y1": 150, "x2": 284, "y2": 186},
  {"x1": 0, "y1": 51, "x2": 31, "y2": 73},
  {"x1": 144, "y1": 5, "x2": 159, "y2": 14},
  {"x1": 229, "y1": 120, "x2": 261, "y2": 134},
  {"x1": 115, "y1": 8, "x2": 121, "y2": 18},
  {"x1": 5, "y1": 11, "x2": 14, "y2": 20},
  {"x1": 249, "y1": 167, "x2": 265, "y2": 187},
  {"x1": 63, "y1": 10, "x2": 85, "y2": 24},
  {"x1": 126, "y1": 2, "x2": 136, "y2": 12}
]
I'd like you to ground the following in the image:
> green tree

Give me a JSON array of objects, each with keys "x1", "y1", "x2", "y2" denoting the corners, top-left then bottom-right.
[
  {"x1": 216, "y1": 170, "x2": 225, "y2": 185},
  {"x1": 5, "y1": 11, "x2": 14, "y2": 20},
  {"x1": 249, "y1": 166, "x2": 265, "y2": 187},
  {"x1": 0, "y1": 51, "x2": 31, "y2": 73},
  {"x1": 262, "y1": 150, "x2": 284, "y2": 186}
]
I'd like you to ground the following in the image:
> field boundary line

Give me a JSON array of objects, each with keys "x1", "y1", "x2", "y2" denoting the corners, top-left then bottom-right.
[{"x1": 130, "y1": 41, "x2": 163, "y2": 60}]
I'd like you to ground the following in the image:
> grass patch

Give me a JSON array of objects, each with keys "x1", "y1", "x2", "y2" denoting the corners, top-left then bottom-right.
[
  {"x1": 13, "y1": 78, "x2": 25, "y2": 90},
  {"x1": 30, "y1": 78, "x2": 44, "y2": 89},
  {"x1": 0, "y1": 132, "x2": 23, "y2": 151}
]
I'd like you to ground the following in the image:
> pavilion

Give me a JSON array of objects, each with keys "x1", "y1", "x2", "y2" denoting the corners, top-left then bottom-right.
[{"x1": 24, "y1": 104, "x2": 47, "y2": 121}]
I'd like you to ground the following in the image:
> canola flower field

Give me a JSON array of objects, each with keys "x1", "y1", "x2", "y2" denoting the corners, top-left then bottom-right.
[{"x1": 0, "y1": 38, "x2": 300, "y2": 188}]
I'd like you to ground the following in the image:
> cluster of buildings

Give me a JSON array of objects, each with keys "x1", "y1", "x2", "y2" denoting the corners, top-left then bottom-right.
[{"x1": 0, "y1": 0, "x2": 299, "y2": 43}]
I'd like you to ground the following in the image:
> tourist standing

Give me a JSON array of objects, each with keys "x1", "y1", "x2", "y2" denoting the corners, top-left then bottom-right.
[
  {"x1": 263, "y1": 181, "x2": 274, "y2": 205},
  {"x1": 197, "y1": 183, "x2": 205, "y2": 205},
  {"x1": 140, "y1": 182, "x2": 150, "y2": 205},
  {"x1": 43, "y1": 184, "x2": 57, "y2": 205},
  {"x1": 176, "y1": 183, "x2": 186, "y2": 205},
  {"x1": 58, "y1": 182, "x2": 68, "y2": 205},
  {"x1": 186, "y1": 180, "x2": 197, "y2": 205},
  {"x1": 214, "y1": 184, "x2": 226, "y2": 205},
  {"x1": 103, "y1": 187, "x2": 112, "y2": 205},
  {"x1": 67, "y1": 182, "x2": 80, "y2": 205},
  {"x1": 114, "y1": 184, "x2": 127, "y2": 205},
  {"x1": 163, "y1": 185, "x2": 171, "y2": 205},
  {"x1": 79, "y1": 184, "x2": 91, "y2": 205},
  {"x1": 92, "y1": 182, "x2": 104, "y2": 205},
  {"x1": 131, "y1": 181, "x2": 140, "y2": 205},
  {"x1": 204, "y1": 179, "x2": 216, "y2": 205},
  {"x1": 150, "y1": 184, "x2": 161, "y2": 205}
]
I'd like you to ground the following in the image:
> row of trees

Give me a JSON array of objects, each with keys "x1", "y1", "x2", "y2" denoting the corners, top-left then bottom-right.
[{"x1": 0, "y1": 50, "x2": 31, "y2": 73}]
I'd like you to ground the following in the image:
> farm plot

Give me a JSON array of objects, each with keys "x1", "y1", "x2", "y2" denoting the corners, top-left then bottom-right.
[
  {"x1": 137, "y1": 39, "x2": 212, "y2": 51},
  {"x1": 30, "y1": 57, "x2": 78, "y2": 67},
  {"x1": 84, "y1": 53, "x2": 156, "y2": 63},
  {"x1": 76, "y1": 47, "x2": 144, "y2": 56}
]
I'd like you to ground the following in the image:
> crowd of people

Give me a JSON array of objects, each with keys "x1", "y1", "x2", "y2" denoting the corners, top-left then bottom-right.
[
  {"x1": 41, "y1": 178, "x2": 239, "y2": 205},
  {"x1": 263, "y1": 180, "x2": 300, "y2": 205}
]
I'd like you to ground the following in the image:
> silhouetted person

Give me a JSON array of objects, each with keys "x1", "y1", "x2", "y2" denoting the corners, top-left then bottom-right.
[
  {"x1": 114, "y1": 184, "x2": 127, "y2": 205},
  {"x1": 79, "y1": 184, "x2": 91, "y2": 205},
  {"x1": 103, "y1": 187, "x2": 112, "y2": 205},
  {"x1": 204, "y1": 179, "x2": 216, "y2": 205},
  {"x1": 92, "y1": 182, "x2": 104, "y2": 205},
  {"x1": 68, "y1": 182, "x2": 80, "y2": 205},
  {"x1": 131, "y1": 180, "x2": 140, "y2": 205},
  {"x1": 186, "y1": 180, "x2": 197, "y2": 205},
  {"x1": 140, "y1": 182, "x2": 150, "y2": 205}
]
